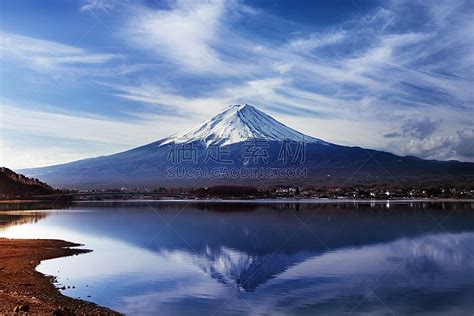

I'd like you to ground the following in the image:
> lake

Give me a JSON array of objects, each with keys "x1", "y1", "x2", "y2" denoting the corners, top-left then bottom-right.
[{"x1": 1, "y1": 201, "x2": 473, "y2": 315}]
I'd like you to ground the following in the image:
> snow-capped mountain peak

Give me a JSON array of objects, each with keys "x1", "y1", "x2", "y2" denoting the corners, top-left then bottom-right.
[{"x1": 162, "y1": 104, "x2": 328, "y2": 146}]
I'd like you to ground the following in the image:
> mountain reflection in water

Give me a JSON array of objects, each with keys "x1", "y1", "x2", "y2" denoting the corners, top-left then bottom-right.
[{"x1": 1, "y1": 201, "x2": 473, "y2": 315}]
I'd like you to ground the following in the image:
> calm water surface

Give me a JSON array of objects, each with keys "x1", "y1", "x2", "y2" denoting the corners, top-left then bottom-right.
[{"x1": 1, "y1": 201, "x2": 473, "y2": 315}]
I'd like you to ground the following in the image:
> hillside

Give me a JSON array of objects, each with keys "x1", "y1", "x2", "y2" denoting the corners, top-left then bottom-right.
[{"x1": 0, "y1": 167, "x2": 56, "y2": 198}]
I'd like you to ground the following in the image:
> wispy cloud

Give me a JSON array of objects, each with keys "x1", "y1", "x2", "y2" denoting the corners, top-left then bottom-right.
[
  {"x1": 125, "y1": 0, "x2": 253, "y2": 74},
  {"x1": 116, "y1": 0, "x2": 473, "y2": 108},
  {"x1": 0, "y1": 31, "x2": 118, "y2": 72},
  {"x1": 385, "y1": 117, "x2": 440, "y2": 140},
  {"x1": 80, "y1": 0, "x2": 113, "y2": 13},
  {"x1": 0, "y1": 102, "x2": 189, "y2": 168},
  {"x1": 289, "y1": 31, "x2": 347, "y2": 51}
]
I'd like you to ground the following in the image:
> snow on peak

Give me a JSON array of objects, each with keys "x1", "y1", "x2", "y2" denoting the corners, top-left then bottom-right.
[{"x1": 162, "y1": 104, "x2": 328, "y2": 146}]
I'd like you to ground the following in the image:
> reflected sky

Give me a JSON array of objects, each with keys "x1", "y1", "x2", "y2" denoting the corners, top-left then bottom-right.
[{"x1": 1, "y1": 202, "x2": 473, "y2": 315}]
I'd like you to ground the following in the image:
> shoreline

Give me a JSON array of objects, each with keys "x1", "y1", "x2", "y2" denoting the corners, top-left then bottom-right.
[
  {"x1": 57, "y1": 198, "x2": 474, "y2": 204},
  {"x1": 2, "y1": 198, "x2": 474, "y2": 204},
  {"x1": 0, "y1": 238, "x2": 120, "y2": 315}
]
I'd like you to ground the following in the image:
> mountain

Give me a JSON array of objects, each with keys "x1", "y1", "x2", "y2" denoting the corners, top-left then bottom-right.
[
  {"x1": 0, "y1": 167, "x2": 56, "y2": 197},
  {"x1": 20, "y1": 104, "x2": 474, "y2": 188},
  {"x1": 161, "y1": 104, "x2": 327, "y2": 146}
]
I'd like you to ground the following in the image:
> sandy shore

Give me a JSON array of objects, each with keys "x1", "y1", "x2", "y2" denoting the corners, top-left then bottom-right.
[{"x1": 0, "y1": 238, "x2": 120, "y2": 315}]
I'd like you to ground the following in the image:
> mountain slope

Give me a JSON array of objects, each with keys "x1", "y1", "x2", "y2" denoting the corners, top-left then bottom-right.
[{"x1": 19, "y1": 104, "x2": 474, "y2": 188}]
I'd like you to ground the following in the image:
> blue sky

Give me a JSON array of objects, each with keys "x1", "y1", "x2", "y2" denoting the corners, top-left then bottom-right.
[{"x1": 1, "y1": 0, "x2": 473, "y2": 169}]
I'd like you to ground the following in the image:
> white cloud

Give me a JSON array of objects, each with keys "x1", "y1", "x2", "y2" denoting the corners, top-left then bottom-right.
[
  {"x1": 107, "y1": 83, "x2": 228, "y2": 118},
  {"x1": 387, "y1": 128, "x2": 474, "y2": 161},
  {"x1": 0, "y1": 102, "x2": 191, "y2": 169},
  {"x1": 123, "y1": 0, "x2": 260, "y2": 75},
  {"x1": 0, "y1": 31, "x2": 118, "y2": 71},
  {"x1": 127, "y1": 0, "x2": 226, "y2": 73},
  {"x1": 80, "y1": 0, "x2": 113, "y2": 13},
  {"x1": 348, "y1": 32, "x2": 433, "y2": 69},
  {"x1": 289, "y1": 31, "x2": 346, "y2": 51}
]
